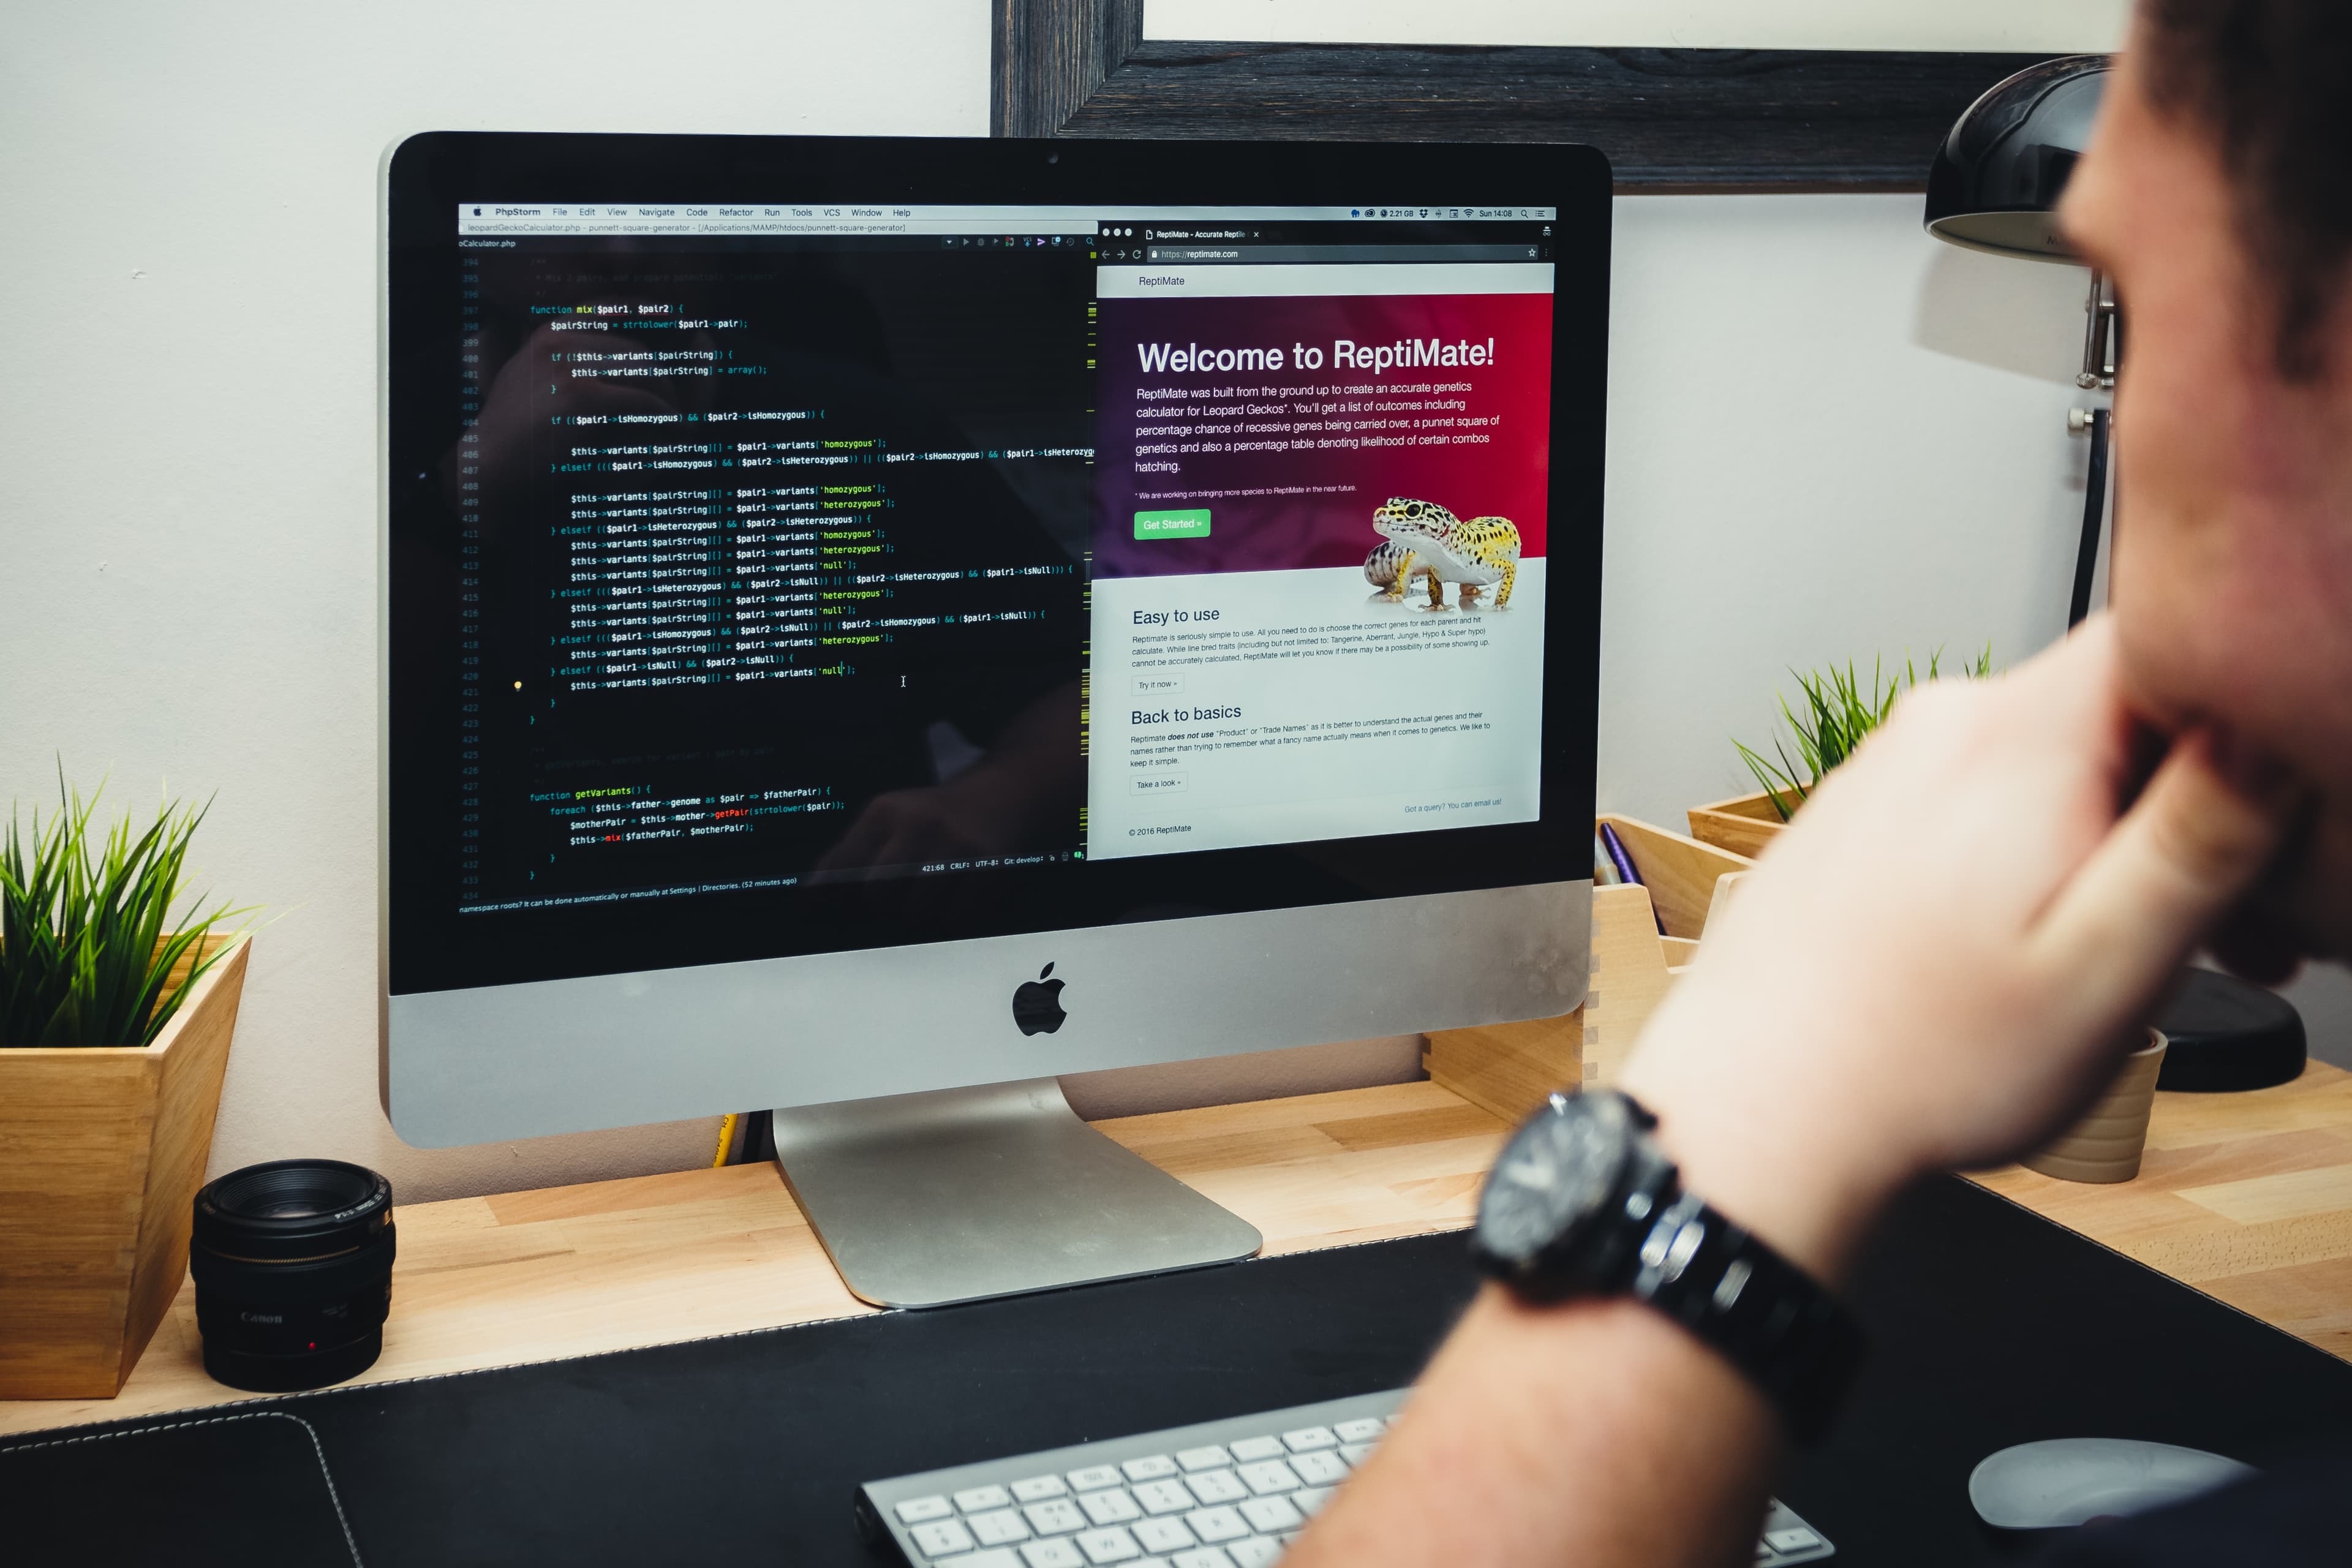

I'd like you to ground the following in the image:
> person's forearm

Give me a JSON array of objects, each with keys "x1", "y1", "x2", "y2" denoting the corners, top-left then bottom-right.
[
  {"x1": 1290, "y1": 1284, "x2": 1781, "y2": 1568},
  {"x1": 1286, "y1": 981, "x2": 1882, "y2": 1568}
]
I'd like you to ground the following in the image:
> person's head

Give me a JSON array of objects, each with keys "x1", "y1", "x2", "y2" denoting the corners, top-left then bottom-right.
[{"x1": 2061, "y1": 0, "x2": 2352, "y2": 967}]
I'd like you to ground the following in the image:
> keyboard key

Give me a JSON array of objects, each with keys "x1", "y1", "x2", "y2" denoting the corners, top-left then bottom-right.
[
  {"x1": 1288, "y1": 1452, "x2": 1348, "y2": 1487},
  {"x1": 1080, "y1": 1490, "x2": 1144, "y2": 1526},
  {"x1": 1024, "y1": 1499, "x2": 1088, "y2": 1536},
  {"x1": 1185, "y1": 1471, "x2": 1248, "y2": 1506},
  {"x1": 1123, "y1": 1455, "x2": 1179, "y2": 1482},
  {"x1": 1333, "y1": 1418, "x2": 1384, "y2": 1443},
  {"x1": 1016, "y1": 1476, "x2": 1072, "y2": 1503},
  {"x1": 1134, "y1": 1480, "x2": 1195, "y2": 1515},
  {"x1": 1076, "y1": 1526, "x2": 1142, "y2": 1563},
  {"x1": 899, "y1": 1496, "x2": 956, "y2": 1524},
  {"x1": 1020, "y1": 1543, "x2": 1085, "y2": 1568},
  {"x1": 1185, "y1": 1507, "x2": 1250, "y2": 1544},
  {"x1": 1765, "y1": 1527, "x2": 1823, "y2": 1553},
  {"x1": 1227, "y1": 1436, "x2": 1286, "y2": 1463},
  {"x1": 1236, "y1": 1460, "x2": 1300, "y2": 1495},
  {"x1": 1134, "y1": 1518, "x2": 1196, "y2": 1553},
  {"x1": 966, "y1": 1553, "x2": 1023, "y2": 1568},
  {"x1": 1171, "y1": 1551, "x2": 1234, "y2": 1568},
  {"x1": 1175, "y1": 1446, "x2": 1231, "y2": 1473},
  {"x1": 1280, "y1": 1427, "x2": 1337, "y2": 1453},
  {"x1": 958, "y1": 1485, "x2": 1015, "y2": 1513},
  {"x1": 1226, "y1": 1541, "x2": 1283, "y2": 1568},
  {"x1": 1292, "y1": 1487, "x2": 1334, "y2": 1518},
  {"x1": 1338, "y1": 1444, "x2": 1378, "y2": 1468},
  {"x1": 1238, "y1": 1496, "x2": 1303, "y2": 1533},
  {"x1": 913, "y1": 1519, "x2": 978, "y2": 1558},
  {"x1": 1070, "y1": 1466, "x2": 1125, "y2": 1493},
  {"x1": 971, "y1": 1509, "x2": 1032, "y2": 1547}
]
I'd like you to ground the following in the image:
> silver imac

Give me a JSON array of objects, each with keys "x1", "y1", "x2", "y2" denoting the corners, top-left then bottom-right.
[{"x1": 382, "y1": 133, "x2": 1607, "y2": 1307}]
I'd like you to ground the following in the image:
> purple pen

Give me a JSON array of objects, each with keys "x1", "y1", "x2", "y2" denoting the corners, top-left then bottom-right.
[
  {"x1": 1598, "y1": 822, "x2": 1640, "y2": 886},
  {"x1": 1598, "y1": 822, "x2": 1668, "y2": 936}
]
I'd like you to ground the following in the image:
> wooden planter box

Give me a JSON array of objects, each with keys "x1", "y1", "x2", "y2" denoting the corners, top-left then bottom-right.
[
  {"x1": 0, "y1": 935, "x2": 251, "y2": 1398},
  {"x1": 1687, "y1": 787, "x2": 1803, "y2": 860}
]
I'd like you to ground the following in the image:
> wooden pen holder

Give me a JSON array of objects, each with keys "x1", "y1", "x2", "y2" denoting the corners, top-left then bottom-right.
[{"x1": 1423, "y1": 816, "x2": 1752, "y2": 1124}]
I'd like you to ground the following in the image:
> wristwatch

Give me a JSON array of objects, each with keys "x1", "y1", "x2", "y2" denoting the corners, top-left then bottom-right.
[{"x1": 1469, "y1": 1088, "x2": 1864, "y2": 1445}]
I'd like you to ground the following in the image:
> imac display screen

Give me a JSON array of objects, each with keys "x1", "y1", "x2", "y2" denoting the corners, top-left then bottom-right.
[{"x1": 386, "y1": 138, "x2": 1605, "y2": 993}]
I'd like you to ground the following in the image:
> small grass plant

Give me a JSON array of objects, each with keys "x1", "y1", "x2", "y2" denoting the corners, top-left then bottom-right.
[
  {"x1": 1735, "y1": 647, "x2": 1994, "y2": 821},
  {"x1": 0, "y1": 769, "x2": 251, "y2": 1048}
]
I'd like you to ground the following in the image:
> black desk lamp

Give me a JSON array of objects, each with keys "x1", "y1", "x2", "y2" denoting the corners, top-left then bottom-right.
[{"x1": 1924, "y1": 56, "x2": 2119, "y2": 627}]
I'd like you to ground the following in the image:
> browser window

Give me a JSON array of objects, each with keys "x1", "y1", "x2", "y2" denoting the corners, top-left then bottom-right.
[{"x1": 1084, "y1": 214, "x2": 1554, "y2": 859}]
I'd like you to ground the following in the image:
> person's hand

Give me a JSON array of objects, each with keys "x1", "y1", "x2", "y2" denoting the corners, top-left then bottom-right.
[{"x1": 1617, "y1": 617, "x2": 2302, "y2": 1283}]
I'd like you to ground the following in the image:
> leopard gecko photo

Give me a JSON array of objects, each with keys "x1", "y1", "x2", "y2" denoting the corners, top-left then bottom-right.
[{"x1": 1362, "y1": 497, "x2": 1523, "y2": 609}]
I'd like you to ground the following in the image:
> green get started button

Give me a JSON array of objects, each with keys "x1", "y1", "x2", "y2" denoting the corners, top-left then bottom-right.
[{"x1": 1134, "y1": 508, "x2": 1212, "y2": 540}]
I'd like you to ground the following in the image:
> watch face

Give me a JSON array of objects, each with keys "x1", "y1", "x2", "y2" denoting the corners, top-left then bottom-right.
[{"x1": 1476, "y1": 1093, "x2": 1630, "y2": 1266}]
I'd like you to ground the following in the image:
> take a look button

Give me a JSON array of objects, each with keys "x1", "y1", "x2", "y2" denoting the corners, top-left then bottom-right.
[{"x1": 1134, "y1": 509, "x2": 1210, "y2": 540}]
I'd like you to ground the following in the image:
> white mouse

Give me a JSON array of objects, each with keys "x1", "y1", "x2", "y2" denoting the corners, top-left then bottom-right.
[{"x1": 1969, "y1": 1438, "x2": 2257, "y2": 1529}]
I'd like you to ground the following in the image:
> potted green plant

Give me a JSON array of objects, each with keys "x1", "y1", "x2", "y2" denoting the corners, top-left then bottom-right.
[
  {"x1": 1689, "y1": 649, "x2": 1991, "y2": 858},
  {"x1": 0, "y1": 773, "x2": 254, "y2": 1398}
]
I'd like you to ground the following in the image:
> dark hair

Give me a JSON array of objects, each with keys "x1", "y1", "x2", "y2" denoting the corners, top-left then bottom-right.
[{"x1": 2143, "y1": 0, "x2": 2352, "y2": 376}]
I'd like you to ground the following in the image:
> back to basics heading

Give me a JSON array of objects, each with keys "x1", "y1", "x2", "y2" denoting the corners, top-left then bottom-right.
[{"x1": 1138, "y1": 338, "x2": 1496, "y2": 379}]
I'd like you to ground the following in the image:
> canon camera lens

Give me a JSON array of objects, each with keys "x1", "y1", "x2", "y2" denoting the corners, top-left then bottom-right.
[{"x1": 190, "y1": 1159, "x2": 396, "y2": 1392}]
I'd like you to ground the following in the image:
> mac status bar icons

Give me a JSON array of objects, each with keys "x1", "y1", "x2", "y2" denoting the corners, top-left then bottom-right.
[{"x1": 1348, "y1": 207, "x2": 1539, "y2": 219}]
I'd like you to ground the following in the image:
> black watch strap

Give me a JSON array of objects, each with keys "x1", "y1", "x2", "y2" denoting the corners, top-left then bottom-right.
[{"x1": 1629, "y1": 1190, "x2": 1864, "y2": 1446}]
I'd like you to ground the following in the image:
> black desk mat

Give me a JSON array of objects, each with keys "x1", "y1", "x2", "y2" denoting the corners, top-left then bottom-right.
[
  {"x1": 6, "y1": 1176, "x2": 2350, "y2": 1567},
  {"x1": 0, "y1": 1409, "x2": 364, "y2": 1565}
]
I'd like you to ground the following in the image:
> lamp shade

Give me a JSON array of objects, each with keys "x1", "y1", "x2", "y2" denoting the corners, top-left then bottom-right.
[{"x1": 1925, "y1": 56, "x2": 2111, "y2": 262}]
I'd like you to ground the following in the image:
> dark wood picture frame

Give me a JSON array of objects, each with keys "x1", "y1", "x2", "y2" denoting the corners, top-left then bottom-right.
[{"x1": 992, "y1": 0, "x2": 2068, "y2": 192}]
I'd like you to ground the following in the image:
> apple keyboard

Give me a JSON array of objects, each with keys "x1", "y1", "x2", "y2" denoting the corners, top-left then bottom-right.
[{"x1": 855, "y1": 1388, "x2": 1834, "y2": 1566}]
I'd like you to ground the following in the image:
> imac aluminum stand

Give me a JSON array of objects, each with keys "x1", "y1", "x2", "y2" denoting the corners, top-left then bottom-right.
[{"x1": 771, "y1": 1078, "x2": 1263, "y2": 1308}]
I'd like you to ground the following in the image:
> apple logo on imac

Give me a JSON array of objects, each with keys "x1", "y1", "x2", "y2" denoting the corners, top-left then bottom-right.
[{"x1": 1013, "y1": 963, "x2": 1068, "y2": 1035}]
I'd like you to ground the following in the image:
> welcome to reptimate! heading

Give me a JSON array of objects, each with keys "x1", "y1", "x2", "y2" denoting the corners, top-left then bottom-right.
[{"x1": 1136, "y1": 337, "x2": 1498, "y2": 378}]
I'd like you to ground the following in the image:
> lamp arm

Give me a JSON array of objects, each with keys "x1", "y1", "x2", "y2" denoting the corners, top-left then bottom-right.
[
  {"x1": 2078, "y1": 271, "x2": 2120, "y2": 391},
  {"x1": 2069, "y1": 408, "x2": 2112, "y2": 627}
]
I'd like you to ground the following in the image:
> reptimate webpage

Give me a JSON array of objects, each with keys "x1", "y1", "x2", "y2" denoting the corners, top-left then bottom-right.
[{"x1": 439, "y1": 203, "x2": 1556, "y2": 913}]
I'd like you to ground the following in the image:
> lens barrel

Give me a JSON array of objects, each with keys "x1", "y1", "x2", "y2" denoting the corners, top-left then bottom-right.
[{"x1": 190, "y1": 1159, "x2": 396, "y2": 1392}]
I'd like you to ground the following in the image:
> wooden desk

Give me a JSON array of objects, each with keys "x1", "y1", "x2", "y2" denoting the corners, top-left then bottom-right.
[
  {"x1": 1977, "y1": 1058, "x2": 2352, "y2": 1360},
  {"x1": 6, "y1": 1065, "x2": 2349, "y2": 1439}
]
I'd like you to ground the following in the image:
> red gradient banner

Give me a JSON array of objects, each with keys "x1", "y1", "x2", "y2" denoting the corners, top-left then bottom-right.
[{"x1": 1095, "y1": 289, "x2": 1554, "y2": 578}]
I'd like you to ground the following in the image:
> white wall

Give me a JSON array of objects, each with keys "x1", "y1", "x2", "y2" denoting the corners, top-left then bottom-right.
[
  {"x1": 0, "y1": 1, "x2": 990, "y2": 1203},
  {"x1": 1599, "y1": 197, "x2": 2099, "y2": 828},
  {"x1": 1597, "y1": 201, "x2": 2352, "y2": 1072},
  {"x1": 1146, "y1": 0, "x2": 2128, "y2": 53},
  {"x1": 7, "y1": 6, "x2": 2337, "y2": 1207}
]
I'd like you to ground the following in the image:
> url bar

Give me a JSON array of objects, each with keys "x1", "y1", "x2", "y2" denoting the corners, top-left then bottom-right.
[{"x1": 458, "y1": 211, "x2": 1097, "y2": 238}]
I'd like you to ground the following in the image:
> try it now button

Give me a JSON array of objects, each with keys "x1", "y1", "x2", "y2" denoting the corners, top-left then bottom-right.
[{"x1": 1134, "y1": 509, "x2": 1211, "y2": 540}]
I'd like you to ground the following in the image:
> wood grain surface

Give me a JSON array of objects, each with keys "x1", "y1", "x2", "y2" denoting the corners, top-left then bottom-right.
[
  {"x1": 1596, "y1": 813, "x2": 1752, "y2": 941},
  {"x1": 1686, "y1": 789, "x2": 1793, "y2": 860},
  {"x1": 0, "y1": 936, "x2": 248, "y2": 1399},
  {"x1": 990, "y1": 0, "x2": 2058, "y2": 190},
  {"x1": 0, "y1": 1080, "x2": 1507, "y2": 1438},
  {"x1": 1975, "y1": 1061, "x2": 2352, "y2": 1362},
  {"x1": 8, "y1": 1063, "x2": 2348, "y2": 1438},
  {"x1": 1423, "y1": 880, "x2": 1670, "y2": 1123}
]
